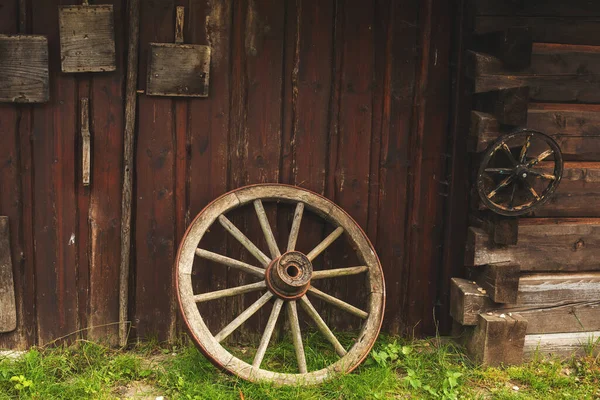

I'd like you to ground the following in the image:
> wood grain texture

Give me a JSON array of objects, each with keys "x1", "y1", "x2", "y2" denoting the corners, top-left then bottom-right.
[
  {"x1": 0, "y1": 217, "x2": 16, "y2": 332},
  {"x1": 0, "y1": 0, "x2": 37, "y2": 349},
  {"x1": 524, "y1": 331, "x2": 600, "y2": 358},
  {"x1": 118, "y1": 0, "x2": 139, "y2": 346},
  {"x1": 135, "y1": 0, "x2": 177, "y2": 341},
  {"x1": 528, "y1": 162, "x2": 600, "y2": 217},
  {"x1": 466, "y1": 262, "x2": 520, "y2": 304},
  {"x1": 470, "y1": 105, "x2": 600, "y2": 160},
  {"x1": 85, "y1": 0, "x2": 125, "y2": 345},
  {"x1": 451, "y1": 274, "x2": 600, "y2": 335},
  {"x1": 466, "y1": 312, "x2": 527, "y2": 366},
  {"x1": 469, "y1": 46, "x2": 600, "y2": 102},
  {"x1": 404, "y1": 0, "x2": 452, "y2": 335},
  {"x1": 146, "y1": 43, "x2": 210, "y2": 97},
  {"x1": 0, "y1": 35, "x2": 48, "y2": 103},
  {"x1": 475, "y1": 1, "x2": 600, "y2": 17},
  {"x1": 58, "y1": 5, "x2": 116, "y2": 73},
  {"x1": 31, "y1": 0, "x2": 79, "y2": 345},
  {"x1": 187, "y1": 0, "x2": 231, "y2": 334},
  {"x1": 475, "y1": 17, "x2": 600, "y2": 46},
  {"x1": 80, "y1": 98, "x2": 90, "y2": 186},
  {"x1": 450, "y1": 278, "x2": 493, "y2": 326},
  {"x1": 465, "y1": 220, "x2": 600, "y2": 271}
]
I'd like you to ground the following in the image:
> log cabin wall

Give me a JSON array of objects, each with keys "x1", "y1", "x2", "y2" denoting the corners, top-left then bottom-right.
[
  {"x1": 0, "y1": 0, "x2": 461, "y2": 348},
  {"x1": 450, "y1": 0, "x2": 600, "y2": 365}
]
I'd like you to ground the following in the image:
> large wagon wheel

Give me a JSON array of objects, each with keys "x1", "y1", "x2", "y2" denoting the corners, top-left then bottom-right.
[
  {"x1": 175, "y1": 184, "x2": 385, "y2": 385},
  {"x1": 477, "y1": 129, "x2": 563, "y2": 216}
]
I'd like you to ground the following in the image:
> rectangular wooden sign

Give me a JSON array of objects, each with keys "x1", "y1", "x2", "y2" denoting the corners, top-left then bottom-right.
[
  {"x1": 58, "y1": 5, "x2": 116, "y2": 73},
  {"x1": 146, "y1": 43, "x2": 211, "y2": 97},
  {"x1": 0, "y1": 35, "x2": 49, "y2": 103}
]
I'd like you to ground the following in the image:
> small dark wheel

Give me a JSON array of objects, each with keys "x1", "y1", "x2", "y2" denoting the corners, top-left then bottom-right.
[{"x1": 477, "y1": 129, "x2": 563, "y2": 216}]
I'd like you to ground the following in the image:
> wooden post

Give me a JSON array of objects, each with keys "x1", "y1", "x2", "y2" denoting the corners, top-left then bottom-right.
[
  {"x1": 119, "y1": 0, "x2": 140, "y2": 347},
  {"x1": 466, "y1": 312, "x2": 528, "y2": 366}
]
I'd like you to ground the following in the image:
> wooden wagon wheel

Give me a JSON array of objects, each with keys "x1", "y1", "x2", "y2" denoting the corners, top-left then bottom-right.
[
  {"x1": 477, "y1": 129, "x2": 563, "y2": 216},
  {"x1": 175, "y1": 184, "x2": 385, "y2": 385}
]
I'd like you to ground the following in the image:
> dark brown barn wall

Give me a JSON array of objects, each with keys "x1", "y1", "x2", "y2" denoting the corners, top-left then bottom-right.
[{"x1": 0, "y1": 0, "x2": 459, "y2": 348}]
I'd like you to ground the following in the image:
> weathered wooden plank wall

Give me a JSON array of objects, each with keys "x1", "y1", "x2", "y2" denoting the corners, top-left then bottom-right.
[{"x1": 0, "y1": 0, "x2": 460, "y2": 348}]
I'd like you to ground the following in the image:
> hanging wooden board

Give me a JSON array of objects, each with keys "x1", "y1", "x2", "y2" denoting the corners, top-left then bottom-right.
[
  {"x1": 0, "y1": 35, "x2": 49, "y2": 103},
  {"x1": 58, "y1": 3, "x2": 116, "y2": 73},
  {"x1": 146, "y1": 6, "x2": 210, "y2": 97},
  {"x1": 0, "y1": 217, "x2": 16, "y2": 333}
]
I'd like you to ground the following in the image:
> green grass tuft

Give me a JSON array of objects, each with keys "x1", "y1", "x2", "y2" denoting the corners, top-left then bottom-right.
[{"x1": 0, "y1": 334, "x2": 598, "y2": 399}]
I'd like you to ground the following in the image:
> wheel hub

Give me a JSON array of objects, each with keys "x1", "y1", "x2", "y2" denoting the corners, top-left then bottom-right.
[
  {"x1": 516, "y1": 164, "x2": 529, "y2": 179},
  {"x1": 265, "y1": 251, "x2": 312, "y2": 299}
]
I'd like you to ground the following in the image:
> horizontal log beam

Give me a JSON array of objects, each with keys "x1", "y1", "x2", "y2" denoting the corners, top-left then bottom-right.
[
  {"x1": 450, "y1": 278, "x2": 493, "y2": 325},
  {"x1": 470, "y1": 104, "x2": 600, "y2": 160},
  {"x1": 524, "y1": 331, "x2": 600, "y2": 358},
  {"x1": 529, "y1": 162, "x2": 600, "y2": 217},
  {"x1": 476, "y1": 17, "x2": 600, "y2": 46},
  {"x1": 469, "y1": 48, "x2": 600, "y2": 102},
  {"x1": 475, "y1": 1, "x2": 600, "y2": 17},
  {"x1": 464, "y1": 220, "x2": 600, "y2": 271},
  {"x1": 466, "y1": 262, "x2": 520, "y2": 304},
  {"x1": 451, "y1": 273, "x2": 600, "y2": 334}
]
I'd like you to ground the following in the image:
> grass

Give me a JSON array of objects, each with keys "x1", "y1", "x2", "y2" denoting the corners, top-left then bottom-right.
[{"x1": 0, "y1": 334, "x2": 598, "y2": 399}]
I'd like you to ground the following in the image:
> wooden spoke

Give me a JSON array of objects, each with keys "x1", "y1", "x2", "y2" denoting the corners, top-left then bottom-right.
[
  {"x1": 487, "y1": 175, "x2": 515, "y2": 199},
  {"x1": 484, "y1": 168, "x2": 513, "y2": 175},
  {"x1": 299, "y1": 296, "x2": 347, "y2": 357},
  {"x1": 501, "y1": 143, "x2": 519, "y2": 165},
  {"x1": 527, "y1": 149, "x2": 553, "y2": 167},
  {"x1": 306, "y1": 227, "x2": 344, "y2": 262},
  {"x1": 509, "y1": 183, "x2": 517, "y2": 209},
  {"x1": 193, "y1": 281, "x2": 267, "y2": 303},
  {"x1": 312, "y1": 266, "x2": 369, "y2": 280},
  {"x1": 252, "y1": 298, "x2": 284, "y2": 369},
  {"x1": 253, "y1": 199, "x2": 281, "y2": 259},
  {"x1": 519, "y1": 134, "x2": 531, "y2": 163},
  {"x1": 195, "y1": 249, "x2": 265, "y2": 278},
  {"x1": 218, "y1": 214, "x2": 271, "y2": 267},
  {"x1": 214, "y1": 292, "x2": 273, "y2": 342},
  {"x1": 528, "y1": 169, "x2": 556, "y2": 180},
  {"x1": 523, "y1": 180, "x2": 541, "y2": 200},
  {"x1": 307, "y1": 287, "x2": 368, "y2": 319},
  {"x1": 286, "y1": 301, "x2": 307, "y2": 373},
  {"x1": 287, "y1": 202, "x2": 304, "y2": 252}
]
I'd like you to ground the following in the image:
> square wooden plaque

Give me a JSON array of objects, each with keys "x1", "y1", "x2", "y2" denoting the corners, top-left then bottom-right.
[
  {"x1": 0, "y1": 35, "x2": 49, "y2": 103},
  {"x1": 58, "y1": 5, "x2": 116, "y2": 73},
  {"x1": 146, "y1": 43, "x2": 211, "y2": 97}
]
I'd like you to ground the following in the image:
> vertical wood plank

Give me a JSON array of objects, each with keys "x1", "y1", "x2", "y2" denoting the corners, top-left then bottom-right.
[
  {"x1": 404, "y1": 0, "x2": 452, "y2": 335},
  {"x1": 187, "y1": 0, "x2": 232, "y2": 332},
  {"x1": 374, "y1": 0, "x2": 418, "y2": 334},
  {"x1": 438, "y1": 0, "x2": 472, "y2": 333},
  {"x1": 329, "y1": 0, "x2": 374, "y2": 329},
  {"x1": 85, "y1": 0, "x2": 125, "y2": 344},
  {"x1": 135, "y1": 0, "x2": 176, "y2": 341},
  {"x1": 31, "y1": 0, "x2": 79, "y2": 345},
  {"x1": 0, "y1": 0, "x2": 36, "y2": 349}
]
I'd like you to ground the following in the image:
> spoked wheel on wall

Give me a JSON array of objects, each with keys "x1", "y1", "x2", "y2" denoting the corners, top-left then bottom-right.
[
  {"x1": 477, "y1": 129, "x2": 564, "y2": 216},
  {"x1": 175, "y1": 184, "x2": 385, "y2": 385}
]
